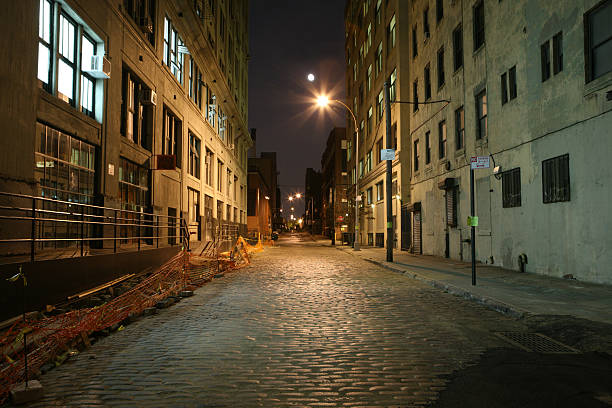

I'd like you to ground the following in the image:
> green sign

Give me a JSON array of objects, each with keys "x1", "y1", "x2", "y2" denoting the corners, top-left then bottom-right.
[{"x1": 467, "y1": 216, "x2": 479, "y2": 227}]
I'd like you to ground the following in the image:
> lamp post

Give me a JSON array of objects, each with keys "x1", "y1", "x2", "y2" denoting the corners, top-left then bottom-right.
[{"x1": 316, "y1": 96, "x2": 360, "y2": 251}]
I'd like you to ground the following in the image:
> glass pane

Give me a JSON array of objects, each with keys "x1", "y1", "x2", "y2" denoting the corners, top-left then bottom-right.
[
  {"x1": 69, "y1": 165, "x2": 79, "y2": 193},
  {"x1": 58, "y1": 59, "x2": 74, "y2": 100},
  {"x1": 590, "y1": 4, "x2": 612, "y2": 46},
  {"x1": 80, "y1": 143, "x2": 89, "y2": 168},
  {"x1": 48, "y1": 128, "x2": 59, "y2": 157},
  {"x1": 59, "y1": 15, "x2": 75, "y2": 62},
  {"x1": 36, "y1": 122, "x2": 46, "y2": 154},
  {"x1": 58, "y1": 133, "x2": 69, "y2": 161},
  {"x1": 593, "y1": 40, "x2": 612, "y2": 79},
  {"x1": 80, "y1": 75, "x2": 94, "y2": 112},
  {"x1": 37, "y1": 43, "x2": 50, "y2": 83},
  {"x1": 81, "y1": 36, "x2": 95, "y2": 71},
  {"x1": 70, "y1": 138, "x2": 80, "y2": 165}
]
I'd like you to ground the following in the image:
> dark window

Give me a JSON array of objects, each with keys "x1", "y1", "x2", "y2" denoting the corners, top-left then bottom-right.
[
  {"x1": 412, "y1": 26, "x2": 418, "y2": 58},
  {"x1": 473, "y1": 1, "x2": 485, "y2": 51},
  {"x1": 541, "y1": 40, "x2": 551, "y2": 82},
  {"x1": 247, "y1": 190, "x2": 256, "y2": 215},
  {"x1": 543, "y1": 154, "x2": 570, "y2": 203},
  {"x1": 124, "y1": 0, "x2": 156, "y2": 45},
  {"x1": 453, "y1": 25, "x2": 463, "y2": 70},
  {"x1": 413, "y1": 80, "x2": 419, "y2": 112},
  {"x1": 121, "y1": 69, "x2": 153, "y2": 150},
  {"x1": 425, "y1": 131, "x2": 431, "y2": 164},
  {"x1": 502, "y1": 168, "x2": 521, "y2": 208},
  {"x1": 424, "y1": 65, "x2": 431, "y2": 100},
  {"x1": 586, "y1": 0, "x2": 612, "y2": 82},
  {"x1": 438, "y1": 120, "x2": 447, "y2": 159},
  {"x1": 163, "y1": 106, "x2": 182, "y2": 167},
  {"x1": 414, "y1": 139, "x2": 419, "y2": 171},
  {"x1": 509, "y1": 65, "x2": 517, "y2": 99},
  {"x1": 437, "y1": 47, "x2": 445, "y2": 88},
  {"x1": 119, "y1": 157, "x2": 150, "y2": 212},
  {"x1": 436, "y1": 0, "x2": 444, "y2": 22},
  {"x1": 553, "y1": 32, "x2": 563, "y2": 75},
  {"x1": 189, "y1": 58, "x2": 203, "y2": 109},
  {"x1": 423, "y1": 7, "x2": 430, "y2": 37},
  {"x1": 455, "y1": 106, "x2": 464, "y2": 150},
  {"x1": 188, "y1": 131, "x2": 200, "y2": 179},
  {"x1": 476, "y1": 90, "x2": 487, "y2": 140},
  {"x1": 501, "y1": 72, "x2": 508, "y2": 105}
]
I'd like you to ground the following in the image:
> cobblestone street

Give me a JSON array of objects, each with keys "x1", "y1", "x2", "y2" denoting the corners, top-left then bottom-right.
[{"x1": 22, "y1": 234, "x2": 532, "y2": 407}]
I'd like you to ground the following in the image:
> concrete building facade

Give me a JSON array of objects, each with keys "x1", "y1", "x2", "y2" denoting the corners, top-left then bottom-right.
[
  {"x1": 407, "y1": 0, "x2": 612, "y2": 283},
  {"x1": 0, "y1": 0, "x2": 251, "y2": 250},
  {"x1": 321, "y1": 127, "x2": 349, "y2": 242},
  {"x1": 344, "y1": 0, "x2": 412, "y2": 249},
  {"x1": 247, "y1": 151, "x2": 280, "y2": 237}
]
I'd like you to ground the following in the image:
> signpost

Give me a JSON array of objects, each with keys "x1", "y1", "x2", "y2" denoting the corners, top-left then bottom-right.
[{"x1": 469, "y1": 156, "x2": 490, "y2": 286}]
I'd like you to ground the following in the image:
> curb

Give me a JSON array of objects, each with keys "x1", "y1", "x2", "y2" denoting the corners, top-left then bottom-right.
[{"x1": 338, "y1": 247, "x2": 529, "y2": 320}]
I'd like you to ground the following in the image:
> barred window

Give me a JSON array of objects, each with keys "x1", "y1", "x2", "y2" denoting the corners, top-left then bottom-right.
[
  {"x1": 542, "y1": 154, "x2": 570, "y2": 203},
  {"x1": 502, "y1": 168, "x2": 521, "y2": 208}
]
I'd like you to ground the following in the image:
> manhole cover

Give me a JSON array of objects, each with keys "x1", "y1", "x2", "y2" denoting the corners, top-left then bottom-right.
[{"x1": 495, "y1": 332, "x2": 580, "y2": 354}]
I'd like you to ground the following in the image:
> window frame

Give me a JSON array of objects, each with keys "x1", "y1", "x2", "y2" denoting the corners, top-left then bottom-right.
[
  {"x1": 476, "y1": 90, "x2": 487, "y2": 140},
  {"x1": 453, "y1": 24, "x2": 463, "y2": 71},
  {"x1": 455, "y1": 106, "x2": 464, "y2": 150},
  {"x1": 437, "y1": 46, "x2": 445, "y2": 88},
  {"x1": 542, "y1": 154, "x2": 570, "y2": 204},
  {"x1": 438, "y1": 120, "x2": 447, "y2": 159},
  {"x1": 473, "y1": 1, "x2": 485, "y2": 51},
  {"x1": 585, "y1": 0, "x2": 612, "y2": 82},
  {"x1": 502, "y1": 167, "x2": 521, "y2": 208}
]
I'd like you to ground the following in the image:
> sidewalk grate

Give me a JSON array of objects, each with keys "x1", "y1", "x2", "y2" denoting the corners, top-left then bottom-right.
[{"x1": 494, "y1": 332, "x2": 581, "y2": 354}]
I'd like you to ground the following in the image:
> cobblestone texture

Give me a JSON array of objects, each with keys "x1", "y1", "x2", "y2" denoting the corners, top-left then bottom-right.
[{"x1": 18, "y1": 235, "x2": 526, "y2": 407}]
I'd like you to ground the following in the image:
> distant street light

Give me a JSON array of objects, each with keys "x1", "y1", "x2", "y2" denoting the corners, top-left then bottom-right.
[
  {"x1": 315, "y1": 94, "x2": 360, "y2": 251},
  {"x1": 295, "y1": 193, "x2": 302, "y2": 199}
]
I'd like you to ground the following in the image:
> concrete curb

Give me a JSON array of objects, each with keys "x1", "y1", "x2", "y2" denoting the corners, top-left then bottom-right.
[{"x1": 339, "y1": 247, "x2": 529, "y2": 320}]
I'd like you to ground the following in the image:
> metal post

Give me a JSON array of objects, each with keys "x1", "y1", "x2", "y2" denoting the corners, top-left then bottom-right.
[
  {"x1": 156, "y1": 215, "x2": 159, "y2": 248},
  {"x1": 331, "y1": 187, "x2": 335, "y2": 245},
  {"x1": 113, "y1": 210, "x2": 117, "y2": 253},
  {"x1": 80, "y1": 205, "x2": 84, "y2": 257},
  {"x1": 138, "y1": 212, "x2": 141, "y2": 251},
  {"x1": 384, "y1": 81, "x2": 393, "y2": 262},
  {"x1": 30, "y1": 198, "x2": 35, "y2": 262},
  {"x1": 354, "y1": 127, "x2": 360, "y2": 251},
  {"x1": 470, "y1": 167, "x2": 476, "y2": 285}
]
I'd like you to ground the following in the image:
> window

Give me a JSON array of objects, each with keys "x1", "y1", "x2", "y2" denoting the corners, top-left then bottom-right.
[
  {"x1": 163, "y1": 106, "x2": 182, "y2": 167},
  {"x1": 205, "y1": 148, "x2": 213, "y2": 186},
  {"x1": 188, "y1": 131, "x2": 201, "y2": 178},
  {"x1": 502, "y1": 168, "x2": 521, "y2": 208},
  {"x1": 446, "y1": 188, "x2": 457, "y2": 227},
  {"x1": 425, "y1": 131, "x2": 431, "y2": 164},
  {"x1": 38, "y1": 0, "x2": 53, "y2": 89},
  {"x1": 124, "y1": 0, "x2": 156, "y2": 45},
  {"x1": 423, "y1": 7, "x2": 430, "y2": 37},
  {"x1": 509, "y1": 66, "x2": 517, "y2": 99},
  {"x1": 376, "y1": 181, "x2": 384, "y2": 201},
  {"x1": 57, "y1": 13, "x2": 77, "y2": 104},
  {"x1": 367, "y1": 187, "x2": 373, "y2": 205},
  {"x1": 414, "y1": 139, "x2": 420, "y2": 171},
  {"x1": 455, "y1": 106, "x2": 464, "y2": 150},
  {"x1": 389, "y1": 68, "x2": 397, "y2": 101},
  {"x1": 359, "y1": 83, "x2": 364, "y2": 106},
  {"x1": 218, "y1": 105, "x2": 226, "y2": 141},
  {"x1": 80, "y1": 35, "x2": 96, "y2": 117},
  {"x1": 412, "y1": 26, "x2": 418, "y2": 58},
  {"x1": 541, "y1": 40, "x2": 551, "y2": 82},
  {"x1": 227, "y1": 169, "x2": 232, "y2": 196},
  {"x1": 438, "y1": 121, "x2": 447, "y2": 159},
  {"x1": 375, "y1": 42, "x2": 383, "y2": 77},
  {"x1": 476, "y1": 90, "x2": 487, "y2": 140},
  {"x1": 376, "y1": 89, "x2": 384, "y2": 121},
  {"x1": 359, "y1": 159, "x2": 364, "y2": 178},
  {"x1": 367, "y1": 64, "x2": 372, "y2": 93},
  {"x1": 424, "y1": 65, "x2": 431, "y2": 100},
  {"x1": 35, "y1": 122, "x2": 96, "y2": 204},
  {"x1": 217, "y1": 160, "x2": 223, "y2": 191},
  {"x1": 413, "y1": 80, "x2": 419, "y2": 112},
  {"x1": 553, "y1": 32, "x2": 563, "y2": 75},
  {"x1": 453, "y1": 24, "x2": 463, "y2": 70},
  {"x1": 436, "y1": 0, "x2": 444, "y2": 22},
  {"x1": 586, "y1": 0, "x2": 612, "y2": 81},
  {"x1": 543, "y1": 154, "x2": 570, "y2": 203},
  {"x1": 367, "y1": 23, "x2": 372, "y2": 52},
  {"x1": 163, "y1": 16, "x2": 184, "y2": 84},
  {"x1": 375, "y1": 0, "x2": 382, "y2": 26},
  {"x1": 392, "y1": 122, "x2": 397, "y2": 150},
  {"x1": 119, "y1": 157, "x2": 149, "y2": 211},
  {"x1": 473, "y1": 1, "x2": 485, "y2": 51},
  {"x1": 366, "y1": 150, "x2": 373, "y2": 172},
  {"x1": 376, "y1": 138, "x2": 383, "y2": 164},
  {"x1": 437, "y1": 47, "x2": 445, "y2": 88},
  {"x1": 121, "y1": 69, "x2": 153, "y2": 150},
  {"x1": 387, "y1": 14, "x2": 396, "y2": 53},
  {"x1": 501, "y1": 72, "x2": 508, "y2": 105},
  {"x1": 208, "y1": 92, "x2": 216, "y2": 126},
  {"x1": 367, "y1": 106, "x2": 373, "y2": 135},
  {"x1": 189, "y1": 58, "x2": 203, "y2": 109}
]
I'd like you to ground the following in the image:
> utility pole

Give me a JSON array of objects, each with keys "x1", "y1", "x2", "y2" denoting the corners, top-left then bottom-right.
[{"x1": 384, "y1": 81, "x2": 393, "y2": 262}]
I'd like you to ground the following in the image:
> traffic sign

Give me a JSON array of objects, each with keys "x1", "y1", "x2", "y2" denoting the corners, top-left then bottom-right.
[
  {"x1": 470, "y1": 156, "x2": 490, "y2": 169},
  {"x1": 381, "y1": 149, "x2": 396, "y2": 161}
]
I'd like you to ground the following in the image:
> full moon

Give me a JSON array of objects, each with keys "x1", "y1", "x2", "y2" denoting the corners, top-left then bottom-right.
[{"x1": 307, "y1": 73, "x2": 315, "y2": 82}]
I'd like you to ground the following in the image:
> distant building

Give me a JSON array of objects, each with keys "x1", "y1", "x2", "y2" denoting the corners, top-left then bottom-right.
[
  {"x1": 345, "y1": 0, "x2": 411, "y2": 248},
  {"x1": 321, "y1": 127, "x2": 348, "y2": 242},
  {"x1": 304, "y1": 168, "x2": 323, "y2": 234},
  {"x1": 247, "y1": 150, "x2": 280, "y2": 237},
  {"x1": 0, "y1": 0, "x2": 252, "y2": 252}
]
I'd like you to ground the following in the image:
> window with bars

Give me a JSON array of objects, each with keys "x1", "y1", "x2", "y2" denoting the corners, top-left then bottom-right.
[
  {"x1": 542, "y1": 154, "x2": 570, "y2": 203},
  {"x1": 502, "y1": 168, "x2": 521, "y2": 208}
]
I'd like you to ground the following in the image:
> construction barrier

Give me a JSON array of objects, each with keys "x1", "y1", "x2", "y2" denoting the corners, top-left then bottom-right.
[{"x1": 0, "y1": 236, "x2": 264, "y2": 404}]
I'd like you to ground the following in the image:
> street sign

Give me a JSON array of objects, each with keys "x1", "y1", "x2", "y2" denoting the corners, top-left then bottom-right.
[
  {"x1": 381, "y1": 149, "x2": 396, "y2": 161},
  {"x1": 470, "y1": 156, "x2": 490, "y2": 169}
]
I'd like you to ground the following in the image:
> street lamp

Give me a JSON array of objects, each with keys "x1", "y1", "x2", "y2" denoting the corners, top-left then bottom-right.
[{"x1": 316, "y1": 95, "x2": 361, "y2": 251}]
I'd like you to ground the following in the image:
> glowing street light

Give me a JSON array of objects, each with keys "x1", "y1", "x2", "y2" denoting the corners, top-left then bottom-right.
[
  {"x1": 315, "y1": 94, "x2": 360, "y2": 251},
  {"x1": 295, "y1": 193, "x2": 302, "y2": 199},
  {"x1": 307, "y1": 73, "x2": 315, "y2": 82}
]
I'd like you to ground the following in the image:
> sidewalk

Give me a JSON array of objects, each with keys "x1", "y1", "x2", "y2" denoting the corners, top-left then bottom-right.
[{"x1": 326, "y1": 241, "x2": 612, "y2": 325}]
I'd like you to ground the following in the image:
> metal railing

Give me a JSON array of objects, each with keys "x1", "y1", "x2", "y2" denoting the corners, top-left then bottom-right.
[{"x1": 0, "y1": 191, "x2": 190, "y2": 263}]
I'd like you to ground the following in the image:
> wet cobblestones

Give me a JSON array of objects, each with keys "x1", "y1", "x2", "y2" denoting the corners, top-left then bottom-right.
[{"x1": 19, "y1": 236, "x2": 525, "y2": 407}]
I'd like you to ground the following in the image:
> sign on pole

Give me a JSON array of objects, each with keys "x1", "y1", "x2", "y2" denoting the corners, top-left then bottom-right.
[
  {"x1": 470, "y1": 156, "x2": 490, "y2": 169},
  {"x1": 380, "y1": 149, "x2": 396, "y2": 161}
]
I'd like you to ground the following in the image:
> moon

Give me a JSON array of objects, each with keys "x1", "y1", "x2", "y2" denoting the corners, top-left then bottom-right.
[{"x1": 307, "y1": 73, "x2": 315, "y2": 82}]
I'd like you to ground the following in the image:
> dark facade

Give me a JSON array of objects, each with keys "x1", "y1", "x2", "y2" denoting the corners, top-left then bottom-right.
[
  {"x1": 321, "y1": 127, "x2": 348, "y2": 241},
  {"x1": 304, "y1": 168, "x2": 322, "y2": 234},
  {"x1": 247, "y1": 151, "x2": 281, "y2": 235}
]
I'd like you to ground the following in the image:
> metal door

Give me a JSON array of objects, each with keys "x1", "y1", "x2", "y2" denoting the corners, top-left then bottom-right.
[
  {"x1": 412, "y1": 211, "x2": 422, "y2": 254},
  {"x1": 401, "y1": 206, "x2": 410, "y2": 250}
]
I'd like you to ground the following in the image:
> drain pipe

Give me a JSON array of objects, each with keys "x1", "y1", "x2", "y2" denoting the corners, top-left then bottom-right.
[{"x1": 518, "y1": 253, "x2": 528, "y2": 273}]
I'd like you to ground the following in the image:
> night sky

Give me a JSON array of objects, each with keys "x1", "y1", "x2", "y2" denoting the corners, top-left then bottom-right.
[{"x1": 248, "y1": 1, "x2": 346, "y2": 217}]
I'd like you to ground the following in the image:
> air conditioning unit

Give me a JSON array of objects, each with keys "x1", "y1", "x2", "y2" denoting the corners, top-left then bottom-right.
[
  {"x1": 141, "y1": 89, "x2": 157, "y2": 106},
  {"x1": 85, "y1": 55, "x2": 111, "y2": 79},
  {"x1": 139, "y1": 17, "x2": 153, "y2": 34}
]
